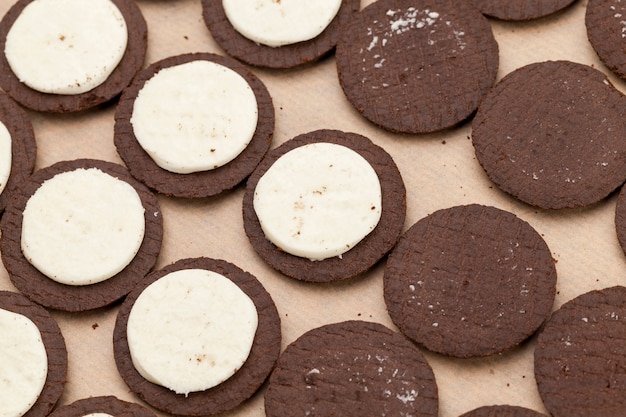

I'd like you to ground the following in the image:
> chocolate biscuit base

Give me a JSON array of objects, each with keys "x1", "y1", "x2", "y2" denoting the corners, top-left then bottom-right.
[
  {"x1": 114, "y1": 53, "x2": 274, "y2": 198},
  {"x1": 0, "y1": 91, "x2": 36, "y2": 214},
  {"x1": 534, "y1": 286, "x2": 626, "y2": 417},
  {"x1": 459, "y1": 405, "x2": 549, "y2": 417},
  {"x1": 336, "y1": 0, "x2": 499, "y2": 134},
  {"x1": 0, "y1": 290, "x2": 67, "y2": 417},
  {"x1": 472, "y1": 60, "x2": 626, "y2": 209},
  {"x1": 48, "y1": 396, "x2": 156, "y2": 417},
  {"x1": 470, "y1": 0, "x2": 577, "y2": 21},
  {"x1": 384, "y1": 204, "x2": 557, "y2": 358},
  {"x1": 0, "y1": 0, "x2": 147, "y2": 113},
  {"x1": 264, "y1": 320, "x2": 438, "y2": 417},
  {"x1": 201, "y1": 0, "x2": 360, "y2": 69},
  {"x1": 113, "y1": 257, "x2": 282, "y2": 417},
  {"x1": 586, "y1": 0, "x2": 626, "y2": 79},
  {"x1": 242, "y1": 129, "x2": 406, "y2": 283},
  {"x1": 0, "y1": 159, "x2": 163, "y2": 312}
]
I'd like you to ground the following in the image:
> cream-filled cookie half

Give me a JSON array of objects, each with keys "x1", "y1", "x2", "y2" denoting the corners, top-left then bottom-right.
[
  {"x1": 0, "y1": 121, "x2": 11, "y2": 195},
  {"x1": 21, "y1": 167, "x2": 146, "y2": 286},
  {"x1": 126, "y1": 269, "x2": 259, "y2": 396},
  {"x1": 4, "y1": 0, "x2": 128, "y2": 95},
  {"x1": 253, "y1": 142, "x2": 382, "y2": 261},
  {"x1": 130, "y1": 60, "x2": 258, "y2": 174},
  {"x1": 222, "y1": 0, "x2": 342, "y2": 47},
  {"x1": 0, "y1": 307, "x2": 48, "y2": 417}
]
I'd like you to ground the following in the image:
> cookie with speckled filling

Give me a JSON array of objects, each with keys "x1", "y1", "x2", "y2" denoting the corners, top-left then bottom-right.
[
  {"x1": 459, "y1": 405, "x2": 549, "y2": 417},
  {"x1": 0, "y1": 0, "x2": 147, "y2": 113},
  {"x1": 586, "y1": 0, "x2": 626, "y2": 79},
  {"x1": 472, "y1": 60, "x2": 626, "y2": 210},
  {"x1": 384, "y1": 204, "x2": 557, "y2": 358},
  {"x1": 0, "y1": 91, "x2": 36, "y2": 215},
  {"x1": 264, "y1": 320, "x2": 438, "y2": 417},
  {"x1": 534, "y1": 286, "x2": 626, "y2": 417},
  {"x1": 470, "y1": 0, "x2": 577, "y2": 20},
  {"x1": 113, "y1": 257, "x2": 282, "y2": 417},
  {"x1": 47, "y1": 396, "x2": 156, "y2": 417},
  {"x1": 335, "y1": 0, "x2": 498, "y2": 134},
  {"x1": 0, "y1": 290, "x2": 67, "y2": 417},
  {"x1": 201, "y1": 0, "x2": 360, "y2": 69},
  {"x1": 114, "y1": 52, "x2": 274, "y2": 198}
]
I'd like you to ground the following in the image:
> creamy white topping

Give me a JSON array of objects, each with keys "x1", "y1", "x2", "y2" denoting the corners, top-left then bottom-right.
[
  {"x1": 0, "y1": 308, "x2": 48, "y2": 417},
  {"x1": 83, "y1": 414, "x2": 113, "y2": 417},
  {"x1": 130, "y1": 60, "x2": 258, "y2": 174},
  {"x1": 0, "y1": 122, "x2": 11, "y2": 195},
  {"x1": 253, "y1": 142, "x2": 382, "y2": 260},
  {"x1": 222, "y1": 0, "x2": 342, "y2": 47},
  {"x1": 5, "y1": 0, "x2": 128, "y2": 95},
  {"x1": 127, "y1": 269, "x2": 259, "y2": 396},
  {"x1": 21, "y1": 167, "x2": 145, "y2": 286}
]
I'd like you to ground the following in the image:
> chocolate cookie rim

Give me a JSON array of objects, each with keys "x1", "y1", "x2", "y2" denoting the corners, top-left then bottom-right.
[
  {"x1": 0, "y1": 91, "x2": 36, "y2": 214},
  {"x1": 459, "y1": 404, "x2": 549, "y2": 417},
  {"x1": 47, "y1": 395, "x2": 156, "y2": 417},
  {"x1": 114, "y1": 52, "x2": 274, "y2": 198},
  {"x1": 0, "y1": 158, "x2": 163, "y2": 312},
  {"x1": 243, "y1": 129, "x2": 407, "y2": 283},
  {"x1": 0, "y1": 290, "x2": 68, "y2": 417},
  {"x1": 470, "y1": 0, "x2": 578, "y2": 21},
  {"x1": 113, "y1": 257, "x2": 282, "y2": 416},
  {"x1": 201, "y1": 0, "x2": 360, "y2": 69},
  {"x1": 0, "y1": 0, "x2": 147, "y2": 113}
]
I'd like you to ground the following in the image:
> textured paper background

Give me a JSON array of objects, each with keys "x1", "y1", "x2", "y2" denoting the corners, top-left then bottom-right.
[{"x1": 1, "y1": 1, "x2": 624, "y2": 416}]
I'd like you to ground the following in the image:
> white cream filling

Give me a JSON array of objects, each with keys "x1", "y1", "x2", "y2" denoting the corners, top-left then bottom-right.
[
  {"x1": 222, "y1": 0, "x2": 342, "y2": 47},
  {"x1": 0, "y1": 122, "x2": 11, "y2": 195},
  {"x1": 127, "y1": 269, "x2": 259, "y2": 396},
  {"x1": 253, "y1": 142, "x2": 382, "y2": 261},
  {"x1": 130, "y1": 60, "x2": 258, "y2": 174},
  {"x1": 0, "y1": 308, "x2": 48, "y2": 417},
  {"x1": 5, "y1": 0, "x2": 128, "y2": 95},
  {"x1": 21, "y1": 167, "x2": 145, "y2": 286},
  {"x1": 83, "y1": 414, "x2": 113, "y2": 417}
]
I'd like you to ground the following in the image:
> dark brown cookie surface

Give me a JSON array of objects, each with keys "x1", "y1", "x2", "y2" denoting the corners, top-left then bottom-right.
[
  {"x1": 242, "y1": 129, "x2": 406, "y2": 283},
  {"x1": 586, "y1": 0, "x2": 626, "y2": 79},
  {"x1": 114, "y1": 52, "x2": 274, "y2": 198},
  {"x1": 0, "y1": 159, "x2": 163, "y2": 312},
  {"x1": 384, "y1": 204, "x2": 557, "y2": 358},
  {"x1": 0, "y1": 290, "x2": 67, "y2": 417},
  {"x1": 0, "y1": 91, "x2": 36, "y2": 215},
  {"x1": 201, "y1": 0, "x2": 359, "y2": 69},
  {"x1": 459, "y1": 405, "x2": 549, "y2": 417},
  {"x1": 113, "y1": 257, "x2": 282, "y2": 416},
  {"x1": 0, "y1": 0, "x2": 147, "y2": 113},
  {"x1": 264, "y1": 320, "x2": 438, "y2": 417},
  {"x1": 534, "y1": 286, "x2": 626, "y2": 417},
  {"x1": 47, "y1": 396, "x2": 156, "y2": 417},
  {"x1": 470, "y1": 0, "x2": 578, "y2": 20},
  {"x1": 336, "y1": 0, "x2": 499, "y2": 134},
  {"x1": 472, "y1": 60, "x2": 626, "y2": 209}
]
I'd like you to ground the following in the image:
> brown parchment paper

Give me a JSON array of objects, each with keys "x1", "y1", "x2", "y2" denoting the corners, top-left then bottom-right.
[{"x1": 1, "y1": 1, "x2": 624, "y2": 416}]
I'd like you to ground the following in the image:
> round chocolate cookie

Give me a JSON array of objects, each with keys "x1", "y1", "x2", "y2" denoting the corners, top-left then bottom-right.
[
  {"x1": 384, "y1": 204, "x2": 557, "y2": 358},
  {"x1": 0, "y1": 91, "x2": 36, "y2": 215},
  {"x1": 114, "y1": 52, "x2": 274, "y2": 198},
  {"x1": 113, "y1": 257, "x2": 282, "y2": 416},
  {"x1": 335, "y1": 0, "x2": 499, "y2": 134},
  {"x1": 47, "y1": 396, "x2": 156, "y2": 417},
  {"x1": 0, "y1": 0, "x2": 147, "y2": 113},
  {"x1": 265, "y1": 320, "x2": 438, "y2": 417},
  {"x1": 586, "y1": 0, "x2": 626, "y2": 79},
  {"x1": 242, "y1": 129, "x2": 406, "y2": 283},
  {"x1": 0, "y1": 159, "x2": 163, "y2": 312},
  {"x1": 459, "y1": 405, "x2": 549, "y2": 417},
  {"x1": 472, "y1": 60, "x2": 626, "y2": 210},
  {"x1": 201, "y1": 0, "x2": 360, "y2": 69},
  {"x1": 534, "y1": 286, "x2": 626, "y2": 417},
  {"x1": 0, "y1": 290, "x2": 67, "y2": 417},
  {"x1": 470, "y1": 0, "x2": 578, "y2": 21}
]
